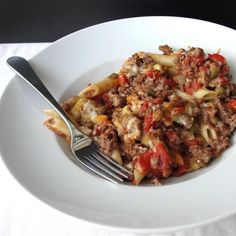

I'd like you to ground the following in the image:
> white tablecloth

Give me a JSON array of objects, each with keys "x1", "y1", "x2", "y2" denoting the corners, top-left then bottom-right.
[{"x1": 0, "y1": 43, "x2": 236, "y2": 236}]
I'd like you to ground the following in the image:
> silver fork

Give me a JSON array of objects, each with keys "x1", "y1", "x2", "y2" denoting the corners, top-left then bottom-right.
[{"x1": 7, "y1": 56, "x2": 132, "y2": 184}]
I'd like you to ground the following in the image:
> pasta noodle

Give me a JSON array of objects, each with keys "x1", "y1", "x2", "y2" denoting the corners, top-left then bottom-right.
[
  {"x1": 44, "y1": 116, "x2": 71, "y2": 143},
  {"x1": 79, "y1": 73, "x2": 119, "y2": 98},
  {"x1": 149, "y1": 53, "x2": 177, "y2": 66},
  {"x1": 200, "y1": 123, "x2": 217, "y2": 143},
  {"x1": 111, "y1": 148, "x2": 123, "y2": 165},
  {"x1": 193, "y1": 88, "x2": 217, "y2": 100},
  {"x1": 175, "y1": 89, "x2": 193, "y2": 101},
  {"x1": 133, "y1": 169, "x2": 146, "y2": 185}
]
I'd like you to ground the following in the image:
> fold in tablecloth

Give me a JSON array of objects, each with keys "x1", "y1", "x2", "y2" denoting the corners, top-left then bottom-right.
[{"x1": 0, "y1": 43, "x2": 236, "y2": 236}]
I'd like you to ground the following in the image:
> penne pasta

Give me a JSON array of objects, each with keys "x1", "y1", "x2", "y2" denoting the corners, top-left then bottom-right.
[
  {"x1": 141, "y1": 133, "x2": 154, "y2": 148},
  {"x1": 175, "y1": 89, "x2": 193, "y2": 101},
  {"x1": 43, "y1": 109, "x2": 61, "y2": 119},
  {"x1": 193, "y1": 88, "x2": 217, "y2": 100},
  {"x1": 149, "y1": 53, "x2": 178, "y2": 67},
  {"x1": 70, "y1": 97, "x2": 88, "y2": 117},
  {"x1": 43, "y1": 108, "x2": 80, "y2": 129},
  {"x1": 200, "y1": 123, "x2": 217, "y2": 143},
  {"x1": 111, "y1": 148, "x2": 123, "y2": 165},
  {"x1": 44, "y1": 117, "x2": 71, "y2": 143},
  {"x1": 43, "y1": 108, "x2": 92, "y2": 142},
  {"x1": 133, "y1": 169, "x2": 146, "y2": 185},
  {"x1": 79, "y1": 73, "x2": 119, "y2": 98}
]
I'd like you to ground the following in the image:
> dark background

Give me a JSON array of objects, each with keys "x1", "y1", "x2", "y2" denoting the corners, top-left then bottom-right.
[{"x1": 0, "y1": 0, "x2": 235, "y2": 43}]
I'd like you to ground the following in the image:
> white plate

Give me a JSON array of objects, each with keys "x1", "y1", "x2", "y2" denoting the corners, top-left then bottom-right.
[{"x1": 1, "y1": 16, "x2": 236, "y2": 233}]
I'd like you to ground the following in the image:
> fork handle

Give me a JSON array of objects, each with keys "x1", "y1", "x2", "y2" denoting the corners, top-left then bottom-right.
[{"x1": 7, "y1": 56, "x2": 90, "y2": 145}]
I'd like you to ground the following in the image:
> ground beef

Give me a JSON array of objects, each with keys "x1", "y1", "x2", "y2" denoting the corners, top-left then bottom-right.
[
  {"x1": 188, "y1": 145, "x2": 212, "y2": 164},
  {"x1": 159, "y1": 45, "x2": 173, "y2": 55},
  {"x1": 106, "y1": 88, "x2": 125, "y2": 108},
  {"x1": 135, "y1": 76, "x2": 173, "y2": 99},
  {"x1": 120, "y1": 143, "x2": 148, "y2": 162},
  {"x1": 201, "y1": 107, "x2": 217, "y2": 124},
  {"x1": 177, "y1": 47, "x2": 205, "y2": 79},
  {"x1": 230, "y1": 84, "x2": 236, "y2": 96},
  {"x1": 118, "y1": 53, "x2": 157, "y2": 98},
  {"x1": 217, "y1": 103, "x2": 236, "y2": 131},
  {"x1": 118, "y1": 83, "x2": 133, "y2": 98},
  {"x1": 120, "y1": 52, "x2": 155, "y2": 77},
  {"x1": 164, "y1": 128, "x2": 182, "y2": 146},
  {"x1": 215, "y1": 122, "x2": 231, "y2": 136},
  {"x1": 92, "y1": 122, "x2": 118, "y2": 155},
  {"x1": 210, "y1": 136, "x2": 231, "y2": 157},
  {"x1": 224, "y1": 83, "x2": 236, "y2": 97},
  {"x1": 119, "y1": 73, "x2": 174, "y2": 100}
]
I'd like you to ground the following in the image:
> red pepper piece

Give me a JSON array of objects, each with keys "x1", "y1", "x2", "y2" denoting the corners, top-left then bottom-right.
[
  {"x1": 185, "y1": 138, "x2": 200, "y2": 147},
  {"x1": 135, "y1": 151, "x2": 153, "y2": 174},
  {"x1": 155, "y1": 143, "x2": 172, "y2": 171},
  {"x1": 118, "y1": 73, "x2": 128, "y2": 86},
  {"x1": 144, "y1": 112, "x2": 153, "y2": 132},
  {"x1": 146, "y1": 69, "x2": 161, "y2": 78},
  {"x1": 208, "y1": 53, "x2": 226, "y2": 64},
  {"x1": 140, "y1": 101, "x2": 149, "y2": 113},
  {"x1": 173, "y1": 106, "x2": 185, "y2": 113},
  {"x1": 228, "y1": 99, "x2": 236, "y2": 112},
  {"x1": 150, "y1": 98, "x2": 163, "y2": 105},
  {"x1": 184, "y1": 81, "x2": 202, "y2": 95}
]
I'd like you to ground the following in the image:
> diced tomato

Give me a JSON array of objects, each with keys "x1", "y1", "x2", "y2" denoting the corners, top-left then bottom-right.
[
  {"x1": 118, "y1": 73, "x2": 128, "y2": 86},
  {"x1": 135, "y1": 151, "x2": 153, "y2": 174},
  {"x1": 144, "y1": 112, "x2": 153, "y2": 132},
  {"x1": 208, "y1": 53, "x2": 226, "y2": 64},
  {"x1": 140, "y1": 101, "x2": 149, "y2": 113},
  {"x1": 166, "y1": 130, "x2": 178, "y2": 143},
  {"x1": 150, "y1": 98, "x2": 163, "y2": 105},
  {"x1": 155, "y1": 143, "x2": 172, "y2": 171},
  {"x1": 185, "y1": 138, "x2": 200, "y2": 147},
  {"x1": 228, "y1": 99, "x2": 236, "y2": 112},
  {"x1": 173, "y1": 106, "x2": 185, "y2": 113},
  {"x1": 184, "y1": 84, "x2": 194, "y2": 95},
  {"x1": 146, "y1": 70, "x2": 161, "y2": 78},
  {"x1": 219, "y1": 76, "x2": 230, "y2": 85},
  {"x1": 194, "y1": 55, "x2": 205, "y2": 66},
  {"x1": 165, "y1": 78, "x2": 177, "y2": 88},
  {"x1": 135, "y1": 142, "x2": 173, "y2": 179},
  {"x1": 184, "y1": 81, "x2": 202, "y2": 95}
]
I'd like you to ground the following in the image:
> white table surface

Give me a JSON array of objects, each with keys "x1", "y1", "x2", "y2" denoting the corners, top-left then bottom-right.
[{"x1": 0, "y1": 43, "x2": 236, "y2": 236}]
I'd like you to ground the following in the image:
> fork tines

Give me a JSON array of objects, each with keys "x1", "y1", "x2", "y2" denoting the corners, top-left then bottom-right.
[{"x1": 83, "y1": 150, "x2": 133, "y2": 184}]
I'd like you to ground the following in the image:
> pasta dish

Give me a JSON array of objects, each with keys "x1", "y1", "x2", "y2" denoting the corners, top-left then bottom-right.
[{"x1": 44, "y1": 45, "x2": 236, "y2": 185}]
